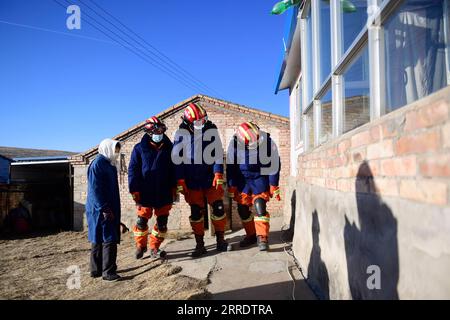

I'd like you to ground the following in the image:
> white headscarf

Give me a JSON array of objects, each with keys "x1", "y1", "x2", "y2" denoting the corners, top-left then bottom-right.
[{"x1": 98, "y1": 138, "x2": 120, "y2": 167}]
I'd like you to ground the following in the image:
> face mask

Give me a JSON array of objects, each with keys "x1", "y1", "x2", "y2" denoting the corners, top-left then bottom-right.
[
  {"x1": 193, "y1": 118, "x2": 206, "y2": 130},
  {"x1": 152, "y1": 134, "x2": 163, "y2": 143}
]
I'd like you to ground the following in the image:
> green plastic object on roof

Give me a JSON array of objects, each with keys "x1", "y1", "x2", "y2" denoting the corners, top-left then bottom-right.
[
  {"x1": 271, "y1": 0, "x2": 302, "y2": 15},
  {"x1": 271, "y1": 0, "x2": 356, "y2": 15},
  {"x1": 321, "y1": 0, "x2": 357, "y2": 13}
]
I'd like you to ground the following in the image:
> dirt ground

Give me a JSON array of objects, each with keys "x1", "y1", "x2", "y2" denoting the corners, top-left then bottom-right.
[{"x1": 0, "y1": 230, "x2": 209, "y2": 300}]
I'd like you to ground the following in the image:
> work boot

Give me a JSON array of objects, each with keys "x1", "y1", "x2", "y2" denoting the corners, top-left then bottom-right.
[
  {"x1": 149, "y1": 248, "x2": 167, "y2": 259},
  {"x1": 239, "y1": 234, "x2": 257, "y2": 248},
  {"x1": 257, "y1": 236, "x2": 269, "y2": 251},
  {"x1": 135, "y1": 247, "x2": 147, "y2": 260},
  {"x1": 192, "y1": 235, "x2": 207, "y2": 258},
  {"x1": 102, "y1": 274, "x2": 121, "y2": 282},
  {"x1": 216, "y1": 231, "x2": 231, "y2": 252}
]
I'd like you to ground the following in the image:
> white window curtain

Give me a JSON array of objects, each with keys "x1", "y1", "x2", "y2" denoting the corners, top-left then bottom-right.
[{"x1": 385, "y1": 0, "x2": 447, "y2": 112}]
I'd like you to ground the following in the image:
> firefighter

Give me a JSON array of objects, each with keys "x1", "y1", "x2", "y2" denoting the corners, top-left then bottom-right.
[
  {"x1": 129, "y1": 116, "x2": 175, "y2": 259},
  {"x1": 226, "y1": 122, "x2": 281, "y2": 251},
  {"x1": 172, "y1": 102, "x2": 230, "y2": 257}
]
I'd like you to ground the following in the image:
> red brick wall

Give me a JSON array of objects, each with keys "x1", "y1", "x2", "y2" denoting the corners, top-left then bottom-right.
[
  {"x1": 297, "y1": 86, "x2": 450, "y2": 208},
  {"x1": 72, "y1": 97, "x2": 290, "y2": 232}
]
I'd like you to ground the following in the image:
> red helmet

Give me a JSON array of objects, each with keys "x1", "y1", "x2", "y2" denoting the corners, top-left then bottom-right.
[
  {"x1": 236, "y1": 122, "x2": 260, "y2": 148},
  {"x1": 144, "y1": 116, "x2": 167, "y2": 134},
  {"x1": 183, "y1": 102, "x2": 208, "y2": 128}
]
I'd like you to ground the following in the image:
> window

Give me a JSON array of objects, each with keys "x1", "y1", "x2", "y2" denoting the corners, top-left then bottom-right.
[
  {"x1": 343, "y1": 46, "x2": 370, "y2": 133},
  {"x1": 319, "y1": 88, "x2": 333, "y2": 145},
  {"x1": 305, "y1": 6, "x2": 314, "y2": 105},
  {"x1": 297, "y1": 0, "x2": 449, "y2": 154},
  {"x1": 306, "y1": 107, "x2": 315, "y2": 150},
  {"x1": 341, "y1": 0, "x2": 369, "y2": 55},
  {"x1": 384, "y1": 0, "x2": 448, "y2": 113},
  {"x1": 296, "y1": 83, "x2": 302, "y2": 145},
  {"x1": 319, "y1": 0, "x2": 332, "y2": 86}
]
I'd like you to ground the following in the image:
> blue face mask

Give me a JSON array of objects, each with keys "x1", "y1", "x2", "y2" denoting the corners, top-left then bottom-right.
[{"x1": 151, "y1": 134, "x2": 163, "y2": 143}]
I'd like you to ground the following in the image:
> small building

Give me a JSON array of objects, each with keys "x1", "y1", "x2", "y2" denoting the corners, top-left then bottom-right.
[
  {"x1": 275, "y1": 1, "x2": 450, "y2": 299},
  {"x1": 0, "y1": 147, "x2": 77, "y2": 232},
  {"x1": 70, "y1": 95, "x2": 290, "y2": 233}
]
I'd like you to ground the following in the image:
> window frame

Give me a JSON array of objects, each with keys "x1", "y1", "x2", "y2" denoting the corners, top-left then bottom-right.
[{"x1": 299, "y1": 0, "x2": 449, "y2": 152}]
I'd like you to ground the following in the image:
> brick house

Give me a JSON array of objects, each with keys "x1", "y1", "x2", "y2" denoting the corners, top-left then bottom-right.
[
  {"x1": 275, "y1": 1, "x2": 450, "y2": 299},
  {"x1": 70, "y1": 95, "x2": 290, "y2": 234}
]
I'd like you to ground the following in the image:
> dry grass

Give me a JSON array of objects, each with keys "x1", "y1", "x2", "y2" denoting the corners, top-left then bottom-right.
[{"x1": 0, "y1": 231, "x2": 209, "y2": 300}]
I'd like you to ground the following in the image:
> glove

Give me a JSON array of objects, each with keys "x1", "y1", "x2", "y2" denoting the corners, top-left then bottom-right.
[
  {"x1": 131, "y1": 192, "x2": 141, "y2": 203},
  {"x1": 102, "y1": 208, "x2": 115, "y2": 221},
  {"x1": 270, "y1": 185, "x2": 281, "y2": 202},
  {"x1": 131, "y1": 192, "x2": 142, "y2": 209},
  {"x1": 212, "y1": 173, "x2": 224, "y2": 192},
  {"x1": 227, "y1": 186, "x2": 237, "y2": 199},
  {"x1": 120, "y1": 222, "x2": 129, "y2": 234},
  {"x1": 176, "y1": 179, "x2": 188, "y2": 195}
]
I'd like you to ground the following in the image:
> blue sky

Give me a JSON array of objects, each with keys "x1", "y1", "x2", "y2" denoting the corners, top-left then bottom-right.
[{"x1": 0, "y1": 0, "x2": 289, "y2": 152}]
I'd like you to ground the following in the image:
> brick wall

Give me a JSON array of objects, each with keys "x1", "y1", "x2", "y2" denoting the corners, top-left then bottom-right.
[
  {"x1": 71, "y1": 96, "x2": 290, "y2": 233},
  {"x1": 286, "y1": 86, "x2": 450, "y2": 299},
  {"x1": 297, "y1": 88, "x2": 449, "y2": 206}
]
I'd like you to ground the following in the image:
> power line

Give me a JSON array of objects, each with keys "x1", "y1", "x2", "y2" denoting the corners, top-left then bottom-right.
[
  {"x1": 0, "y1": 19, "x2": 115, "y2": 45},
  {"x1": 81, "y1": 0, "x2": 224, "y2": 98},
  {"x1": 53, "y1": 0, "x2": 205, "y2": 94}
]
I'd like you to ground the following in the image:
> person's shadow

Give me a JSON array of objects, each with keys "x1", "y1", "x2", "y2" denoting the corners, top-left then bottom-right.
[
  {"x1": 307, "y1": 210, "x2": 330, "y2": 300},
  {"x1": 344, "y1": 161, "x2": 399, "y2": 299}
]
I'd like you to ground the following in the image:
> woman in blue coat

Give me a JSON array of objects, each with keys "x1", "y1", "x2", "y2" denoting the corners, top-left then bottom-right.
[{"x1": 86, "y1": 138, "x2": 122, "y2": 281}]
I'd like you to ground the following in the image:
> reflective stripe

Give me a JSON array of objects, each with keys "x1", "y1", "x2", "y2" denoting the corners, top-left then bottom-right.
[
  {"x1": 241, "y1": 213, "x2": 254, "y2": 224},
  {"x1": 216, "y1": 179, "x2": 224, "y2": 184},
  {"x1": 133, "y1": 230, "x2": 149, "y2": 237},
  {"x1": 227, "y1": 192, "x2": 235, "y2": 198},
  {"x1": 254, "y1": 216, "x2": 270, "y2": 223},
  {"x1": 151, "y1": 229, "x2": 166, "y2": 238},
  {"x1": 239, "y1": 126, "x2": 251, "y2": 141},
  {"x1": 190, "y1": 217, "x2": 204, "y2": 223},
  {"x1": 187, "y1": 105, "x2": 195, "y2": 118},
  {"x1": 273, "y1": 188, "x2": 280, "y2": 196},
  {"x1": 211, "y1": 214, "x2": 226, "y2": 221},
  {"x1": 246, "y1": 121, "x2": 259, "y2": 135}
]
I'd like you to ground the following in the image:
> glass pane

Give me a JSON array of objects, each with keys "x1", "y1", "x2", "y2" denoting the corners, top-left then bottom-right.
[
  {"x1": 384, "y1": 0, "x2": 448, "y2": 113},
  {"x1": 305, "y1": 7, "x2": 314, "y2": 105},
  {"x1": 319, "y1": 0, "x2": 332, "y2": 86},
  {"x1": 343, "y1": 46, "x2": 370, "y2": 133},
  {"x1": 306, "y1": 106, "x2": 315, "y2": 150},
  {"x1": 341, "y1": 0, "x2": 369, "y2": 54},
  {"x1": 320, "y1": 89, "x2": 333, "y2": 145},
  {"x1": 297, "y1": 84, "x2": 302, "y2": 143}
]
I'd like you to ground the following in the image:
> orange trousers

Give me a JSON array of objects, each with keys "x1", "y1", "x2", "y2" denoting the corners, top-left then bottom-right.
[
  {"x1": 234, "y1": 191, "x2": 271, "y2": 238},
  {"x1": 185, "y1": 187, "x2": 226, "y2": 236},
  {"x1": 133, "y1": 205, "x2": 171, "y2": 250}
]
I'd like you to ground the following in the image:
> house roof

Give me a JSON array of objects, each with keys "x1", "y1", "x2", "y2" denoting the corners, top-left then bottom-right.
[
  {"x1": 274, "y1": 5, "x2": 302, "y2": 94},
  {"x1": 72, "y1": 94, "x2": 289, "y2": 163},
  {"x1": 0, "y1": 146, "x2": 77, "y2": 161}
]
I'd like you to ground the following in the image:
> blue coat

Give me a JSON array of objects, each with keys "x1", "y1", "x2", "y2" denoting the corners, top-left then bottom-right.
[
  {"x1": 226, "y1": 132, "x2": 281, "y2": 195},
  {"x1": 172, "y1": 121, "x2": 223, "y2": 190},
  {"x1": 86, "y1": 155, "x2": 121, "y2": 244},
  {"x1": 128, "y1": 134, "x2": 175, "y2": 208}
]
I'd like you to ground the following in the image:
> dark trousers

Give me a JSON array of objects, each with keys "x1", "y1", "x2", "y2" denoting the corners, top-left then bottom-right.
[{"x1": 90, "y1": 242, "x2": 118, "y2": 277}]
